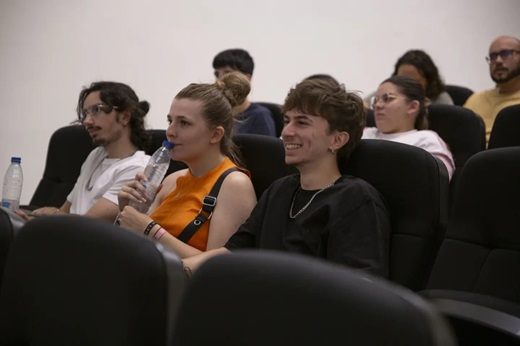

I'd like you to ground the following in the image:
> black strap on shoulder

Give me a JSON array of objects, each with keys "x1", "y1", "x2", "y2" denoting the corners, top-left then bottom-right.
[{"x1": 177, "y1": 167, "x2": 240, "y2": 244}]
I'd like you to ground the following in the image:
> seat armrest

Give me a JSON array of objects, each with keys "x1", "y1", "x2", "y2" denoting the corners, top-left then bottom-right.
[{"x1": 421, "y1": 289, "x2": 520, "y2": 339}]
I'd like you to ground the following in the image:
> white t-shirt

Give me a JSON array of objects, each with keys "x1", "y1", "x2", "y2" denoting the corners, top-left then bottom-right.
[
  {"x1": 67, "y1": 147, "x2": 150, "y2": 214},
  {"x1": 362, "y1": 128, "x2": 455, "y2": 180}
]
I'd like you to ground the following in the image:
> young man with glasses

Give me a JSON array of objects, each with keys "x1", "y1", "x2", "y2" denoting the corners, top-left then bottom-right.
[
  {"x1": 464, "y1": 35, "x2": 520, "y2": 143},
  {"x1": 19, "y1": 82, "x2": 151, "y2": 223}
]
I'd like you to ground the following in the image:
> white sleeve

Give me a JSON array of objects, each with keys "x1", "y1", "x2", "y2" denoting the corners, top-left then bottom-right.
[
  {"x1": 362, "y1": 127, "x2": 378, "y2": 139},
  {"x1": 101, "y1": 161, "x2": 147, "y2": 205},
  {"x1": 67, "y1": 177, "x2": 80, "y2": 204},
  {"x1": 67, "y1": 148, "x2": 101, "y2": 203},
  {"x1": 416, "y1": 132, "x2": 455, "y2": 180}
]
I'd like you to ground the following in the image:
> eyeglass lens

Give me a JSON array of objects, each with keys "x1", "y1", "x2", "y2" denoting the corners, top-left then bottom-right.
[{"x1": 488, "y1": 49, "x2": 517, "y2": 62}]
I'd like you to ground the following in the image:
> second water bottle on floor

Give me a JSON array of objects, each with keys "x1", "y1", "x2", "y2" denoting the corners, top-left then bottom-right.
[{"x1": 129, "y1": 140, "x2": 174, "y2": 213}]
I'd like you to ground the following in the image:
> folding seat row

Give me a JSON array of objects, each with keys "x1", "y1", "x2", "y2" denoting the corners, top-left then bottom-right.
[{"x1": 2, "y1": 123, "x2": 519, "y2": 344}]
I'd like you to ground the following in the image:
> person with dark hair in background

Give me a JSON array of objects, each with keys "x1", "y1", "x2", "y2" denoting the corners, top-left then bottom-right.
[
  {"x1": 182, "y1": 78, "x2": 390, "y2": 277},
  {"x1": 365, "y1": 49, "x2": 453, "y2": 106},
  {"x1": 464, "y1": 35, "x2": 520, "y2": 143},
  {"x1": 117, "y1": 72, "x2": 257, "y2": 257},
  {"x1": 212, "y1": 48, "x2": 277, "y2": 137},
  {"x1": 19, "y1": 81, "x2": 151, "y2": 222},
  {"x1": 363, "y1": 76, "x2": 454, "y2": 179}
]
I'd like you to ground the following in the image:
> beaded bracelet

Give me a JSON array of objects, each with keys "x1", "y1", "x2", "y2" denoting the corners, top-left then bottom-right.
[
  {"x1": 153, "y1": 227, "x2": 167, "y2": 241},
  {"x1": 143, "y1": 221, "x2": 157, "y2": 236}
]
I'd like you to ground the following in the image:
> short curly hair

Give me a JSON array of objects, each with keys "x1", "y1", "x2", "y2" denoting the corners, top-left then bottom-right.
[{"x1": 282, "y1": 79, "x2": 365, "y2": 159}]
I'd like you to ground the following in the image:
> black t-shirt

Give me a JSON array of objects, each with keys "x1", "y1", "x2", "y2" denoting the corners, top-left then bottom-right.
[{"x1": 225, "y1": 174, "x2": 391, "y2": 277}]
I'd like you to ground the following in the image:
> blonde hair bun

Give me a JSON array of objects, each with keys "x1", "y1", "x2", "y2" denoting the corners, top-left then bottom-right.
[{"x1": 215, "y1": 71, "x2": 251, "y2": 107}]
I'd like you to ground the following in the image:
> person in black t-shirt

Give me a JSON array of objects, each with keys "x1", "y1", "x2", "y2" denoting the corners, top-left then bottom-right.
[{"x1": 183, "y1": 78, "x2": 390, "y2": 277}]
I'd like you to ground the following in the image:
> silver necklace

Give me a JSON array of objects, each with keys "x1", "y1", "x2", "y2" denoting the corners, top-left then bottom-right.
[
  {"x1": 86, "y1": 151, "x2": 136, "y2": 191},
  {"x1": 289, "y1": 178, "x2": 339, "y2": 219}
]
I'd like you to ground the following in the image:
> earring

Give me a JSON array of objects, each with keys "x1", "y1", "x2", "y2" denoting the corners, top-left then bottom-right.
[{"x1": 330, "y1": 148, "x2": 335, "y2": 155}]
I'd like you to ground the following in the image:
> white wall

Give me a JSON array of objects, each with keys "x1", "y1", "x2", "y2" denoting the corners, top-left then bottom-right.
[{"x1": 0, "y1": 0, "x2": 519, "y2": 204}]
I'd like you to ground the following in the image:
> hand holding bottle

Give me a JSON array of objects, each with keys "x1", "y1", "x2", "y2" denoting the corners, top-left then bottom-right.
[
  {"x1": 118, "y1": 172, "x2": 163, "y2": 211},
  {"x1": 118, "y1": 140, "x2": 173, "y2": 214}
]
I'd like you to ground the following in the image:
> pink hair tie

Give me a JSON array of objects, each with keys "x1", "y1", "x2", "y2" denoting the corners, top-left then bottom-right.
[{"x1": 153, "y1": 227, "x2": 167, "y2": 241}]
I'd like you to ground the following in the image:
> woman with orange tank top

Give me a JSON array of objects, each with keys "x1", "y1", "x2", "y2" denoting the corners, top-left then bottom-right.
[{"x1": 117, "y1": 72, "x2": 257, "y2": 258}]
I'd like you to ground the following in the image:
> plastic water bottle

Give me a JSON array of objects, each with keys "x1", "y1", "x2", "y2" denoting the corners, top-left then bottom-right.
[
  {"x1": 1, "y1": 157, "x2": 23, "y2": 211},
  {"x1": 129, "y1": 140, "x2": 173, "y2": 213}
]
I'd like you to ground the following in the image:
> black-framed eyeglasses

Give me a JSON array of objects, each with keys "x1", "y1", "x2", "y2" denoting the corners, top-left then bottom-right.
[
  {"x1": 370, "y1": 93, "x2": 400, "y2": 108},
  {"x1": 485, "y1": 49, "x2": 520, "y2": 63},
  {"x1": 80, "y1": 104, "x2": 119, "y2": 122}
]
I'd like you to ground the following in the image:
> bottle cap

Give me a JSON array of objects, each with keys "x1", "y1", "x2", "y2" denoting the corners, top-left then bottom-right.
[
  {"x1": 162, "y1": 140, "x2": 174, "y2": 149},
  {"x1": 11, "y1": 157, "x2": 21, "y2": 163}
]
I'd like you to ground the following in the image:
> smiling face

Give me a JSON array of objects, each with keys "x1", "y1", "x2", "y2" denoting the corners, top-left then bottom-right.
[
  {"x1": 81, "y1": 91, "x2": 127, "y2": 147},
  {"x1": 373, "y1": 82, "x2": 418, "y2": 134},
  {"x1": 281, "y1": 109, "x2": 340, "y2": 168},
  {"x1": 166, "y1": 98, "x2": 223, "y2": 164}
]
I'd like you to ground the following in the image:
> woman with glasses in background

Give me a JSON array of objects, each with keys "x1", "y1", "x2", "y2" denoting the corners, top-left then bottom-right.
[
  {"x1": 364, "y1": 49, "x2": 453, "y2": 106},
  {"x1": 363, "y1": 76, "x2": 455, "y2": 180}
]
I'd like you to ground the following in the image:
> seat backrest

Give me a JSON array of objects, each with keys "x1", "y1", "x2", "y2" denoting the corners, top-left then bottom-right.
[
  {"x1": 366, "y1": 108, "x2": 376, "y2": 127},
  {"x1": 488, "y1": 104, "x2": 520, "y2": 149},
  {"x1": 233, "y1": 134, "x2": 296, "y2": 200},
  {"x1": 29, "y1": 125, "x2": 95, "y2": 208},
  {"x1": 0, "y1": 215, "x2": 185, "y2": 345},
  {"x1": 341, "y1": 139, "x2": 450, "y2": 291},
  {"x1": 445, "y1": 85, "x2": 474, "y2": 106},
  {"x1": 147, "y1": 128, "x2": 167, "y2": 155},
  {"x1": 0, "y1": 207, "x2": 25, "y2": 287},
  {"x1": 172, "y1": 250, "x2": 456, "y2": 346},
  {"x1": 256, "y1": 102, "x2": 284, "y2": 137},
  {"x1": 428, "y1": 104, "x2": 485, "y2": 172},
  {"x1": 357, "y1": 106, "x2": 482, "y2": 212},
  {"x1": 428, "y1": 104, "x2": 486, "y2": 210},
  {"x1": 427, "y1": 148, "x2": 520, "y2": 303}
]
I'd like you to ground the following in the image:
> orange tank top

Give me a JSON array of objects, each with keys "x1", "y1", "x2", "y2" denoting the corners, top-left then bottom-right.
[{"x1": 150, "y1": 157, "x2": 249, "y2": 251}]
